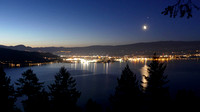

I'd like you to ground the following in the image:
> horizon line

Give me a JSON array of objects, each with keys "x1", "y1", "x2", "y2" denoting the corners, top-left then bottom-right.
[{"x1": 1, "y1": 40, "x2": 200, "y2": 48}]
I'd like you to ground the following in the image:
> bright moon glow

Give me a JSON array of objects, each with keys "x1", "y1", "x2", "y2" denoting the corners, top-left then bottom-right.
[{"x1": 143, "y1": 25, "x2": 147, "y2": 30}]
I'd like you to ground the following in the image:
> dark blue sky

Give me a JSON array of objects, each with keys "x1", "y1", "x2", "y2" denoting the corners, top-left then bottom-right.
[{"x1": 0, "y1": 0, "x2": 200, "y2": 47}]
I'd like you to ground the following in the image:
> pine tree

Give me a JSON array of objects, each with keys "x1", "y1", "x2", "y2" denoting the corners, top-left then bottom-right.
[
  {"x1": 110, "y1": 64, "x2": 141, "y2": 112},
  {"x1": 145, "y1": 53, "x2": 169, "y2": 98},
  {"x1": 174, "y1": 89, "x2": 200, "y2": 112},
  {"x1": 15, "y1": 69, "x2": 44, "y2": 98},
  {"x1": 144, "y1": 53, "x2": 170, "y2": 112},
  {"x1": 85, "y1": 99, "x2": 102, "y2": 112},
  {"x1": 15, "y1": 69, "x2": 48, "y2": 112},
  {"x1": 0, "y1": 67, "x2": 17, "y2": 112},
  {"x1": 48, "y1": 67, "x2": 81, "y2": 112}
]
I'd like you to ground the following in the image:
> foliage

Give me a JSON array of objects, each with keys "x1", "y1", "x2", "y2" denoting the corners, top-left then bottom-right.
[
  {"x1": 174, "y1": 89, "x2": 200, "y2": 112},
  {"x1": 22, "y1": 89, "x2": 50, "y2": 112},
  {"x1": 162, "y1": 0, "x2": 200, "y2": 18},
  {"x1": 144, "y1": 53, "x2": 170, "y2": 112},
  {"x1": 48, "y1": 67, "x2": 81, "y2": 112},
  {"x1": 110, "y1": 64, "x2": 141, "y2": 112},
  {"x1": 15, "y1": 69, "x2": 48, "y2": 112},
  {"x1": 85, "y1": 99, "x2": 102, "y2": 112},
  {"x1": 0, "y1": 67, "x2": 17, "y2": 112},
  {"x1": 15, "y1": 69, "x2": 44, "y2": 98},
  {"x1": 145, "y1": 54, "x2": 169, "y2": 97}
]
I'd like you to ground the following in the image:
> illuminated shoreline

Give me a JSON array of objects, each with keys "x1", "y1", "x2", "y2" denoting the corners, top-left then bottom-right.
[
  {"x1": 61, "y1": 56, "x2": 200, "y2": 64},
  {"x1": 1, "y1": 54, "x2": 199, "y2": 68}
]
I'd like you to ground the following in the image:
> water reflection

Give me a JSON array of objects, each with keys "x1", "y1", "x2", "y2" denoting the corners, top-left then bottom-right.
[
  {"x1": 74, "y1": 62, "x2": 78, "y2": 70},
  {"x1": 106, "y1": 63, "x2": 109, "y2": 74},
  {"x1": 103, "y1": 63, "x2": 110, "y2": 74},
  {"x1": 70, "y1": 63, "x2": 99, "y2": 75},
  {"x1": 81, "y1": 62, "x2": 89, "y2": 70},
  {"x1": 93, "y1": 63, "x2": 97, "y2": 74},
  {"x1": 140, "y1": 61, "x2": 149, "y2": 89},
  {"x1": 3, "y1": 60, "x2": 200, "y2": 110}
]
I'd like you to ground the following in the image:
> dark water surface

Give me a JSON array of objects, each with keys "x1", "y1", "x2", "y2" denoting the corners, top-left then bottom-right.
[{"x1": 4, "y1": 60, "x2": 200, "y2": 109}]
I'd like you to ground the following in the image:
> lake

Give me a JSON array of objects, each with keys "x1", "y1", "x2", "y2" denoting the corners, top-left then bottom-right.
[{"x1": 4, "y1": 60, "x2": 200, "y2": 109}]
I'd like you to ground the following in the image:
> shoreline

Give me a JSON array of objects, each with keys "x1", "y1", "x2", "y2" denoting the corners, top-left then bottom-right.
[{"x1": 2, "y1": 58, "x2": 199, "y2": 69}]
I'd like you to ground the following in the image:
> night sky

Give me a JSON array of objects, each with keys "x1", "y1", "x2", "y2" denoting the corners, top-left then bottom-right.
[{"x1": 0, "y1": 0, "x2": 200, "y2": 47}]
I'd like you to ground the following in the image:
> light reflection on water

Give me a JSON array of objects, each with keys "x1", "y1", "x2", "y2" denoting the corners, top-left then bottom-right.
[
  {"x1": 103, "y1": 63, "x2": 110, "y2": 74},
  {"x1": 140, "y1": 61, "x2": 149, "y2": 89},
  {"x1": 93, "y1": 63, "x2": 97, "y2": 73},
  {"x1": 3, "y1": 60, "x2": 200, "y2": 109}
]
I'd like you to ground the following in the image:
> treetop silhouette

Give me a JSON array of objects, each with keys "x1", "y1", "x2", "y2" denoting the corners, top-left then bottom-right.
[
  {"x1": 162, "y1": 0, "x2": 200, "y2": 18},
  {"x1": 15, "y1": 69, "x2": 44, "y2": 98},
  {"x1": 48, "y1": 67, "x2": 81, "y2": 112},
  {"x1": 0, "y1": 66, "x2": 17, "y2": 112},
  {"x1": 110, "y1": 64, "x2": 141, "y2": 112},
  {"x1": 144, "y1": 53, "x2": 169, "y2": 97}
]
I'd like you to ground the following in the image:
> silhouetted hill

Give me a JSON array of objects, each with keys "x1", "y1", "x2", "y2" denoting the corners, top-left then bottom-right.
[
  {"x1": 1, "y1": 41, "x2": 200, "y2": 56},
  {"x1": 0, "y1": 47, "x2": 59, "y2": 65}
]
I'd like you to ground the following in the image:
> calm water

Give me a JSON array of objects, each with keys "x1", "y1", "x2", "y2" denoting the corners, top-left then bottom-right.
[{"x1": 4, "y1": 60, "x2": 200, "y2": 108}]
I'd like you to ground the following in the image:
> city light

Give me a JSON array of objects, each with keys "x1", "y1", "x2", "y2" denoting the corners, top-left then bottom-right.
[{"x1": 60, "y1": 53, "x2": 200, "y2": 64}]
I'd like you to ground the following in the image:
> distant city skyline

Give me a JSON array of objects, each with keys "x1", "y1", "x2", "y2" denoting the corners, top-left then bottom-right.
[{"x1": 0, "y1": 0, "x2": 200, "y2": 47}]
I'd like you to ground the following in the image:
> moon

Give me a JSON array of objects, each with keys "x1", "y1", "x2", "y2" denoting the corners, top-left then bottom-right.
[{"x1": 143, "y1": 25, "x2": 148, "y2": 30}]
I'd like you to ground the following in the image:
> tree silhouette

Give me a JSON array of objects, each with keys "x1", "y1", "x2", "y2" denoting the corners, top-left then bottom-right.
[
  {"x1": 0, "y1": 67, "x2": 18, "y2": 112},
  {"x1": 162, "y1": 0, "x2": 200, "y2": 18},
  {"x1": 110, "y1": 64, "x2": 141, "y2": 112},
  {"x1": 144, "y1": 53, "x2": 170, "y2": 112},
  {"x1": 85, "y1": 99, "x2": 102, "y2": 112},
  {"x1": 48, "y1": 67, "x2": 81, "y2": 112},
  {"x1": 23, "y1": 89, "x2": 51, "y2": 112},
  {"x1": 15, "y1": 69, "x2": 48, "y2": 112},
  {"x1": 15, "y1": 69, "x2": 44, "y2": 98},
  {"x1": 173, "y1": 89, "x2": 200, "y2": 112}
]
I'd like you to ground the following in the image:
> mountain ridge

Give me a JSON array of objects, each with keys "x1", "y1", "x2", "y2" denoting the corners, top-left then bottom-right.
[
  {"x1": 1, "y1": 41, "x2": 200, "y2": 56},
  {"x1": 0, "y1": 47, "x2": 59, "y2": 67}
]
